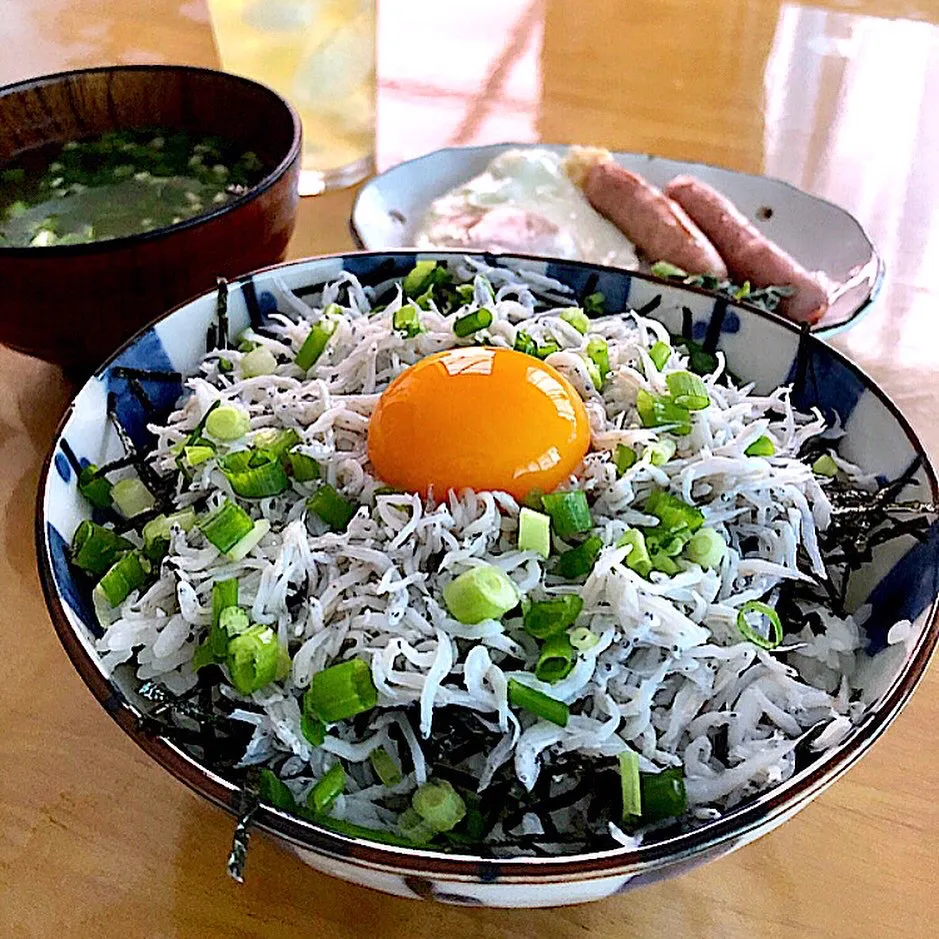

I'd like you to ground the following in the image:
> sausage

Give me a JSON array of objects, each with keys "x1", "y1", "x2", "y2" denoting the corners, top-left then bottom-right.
[
  {"x1": 665, "y1": 175, "x2": 829, "y2": 324},
  {"x1": 565, "y1": 149, "x2": 728, "y2": 277}
]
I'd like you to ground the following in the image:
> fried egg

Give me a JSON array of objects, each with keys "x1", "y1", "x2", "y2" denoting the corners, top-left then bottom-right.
[
  {"x1": 367, "y1": 347, "x2": 590, "y2": 500},
  {"x1": 414, "y1": 148, "x2": 639, "y2": 268}
]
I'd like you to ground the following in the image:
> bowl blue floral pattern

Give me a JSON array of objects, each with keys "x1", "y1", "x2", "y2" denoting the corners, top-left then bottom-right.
[{"x1": 36, "y1": 252, "x2": 939, "y2": 907}]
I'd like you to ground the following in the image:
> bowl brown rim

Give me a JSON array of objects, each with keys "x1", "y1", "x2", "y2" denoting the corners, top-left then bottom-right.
[
  {"x1": 35, "y1": 250, "x2": 939, "y2": 884},
  {"x1": 0, "y1": 64, "x2": 301, "y2": 257}
]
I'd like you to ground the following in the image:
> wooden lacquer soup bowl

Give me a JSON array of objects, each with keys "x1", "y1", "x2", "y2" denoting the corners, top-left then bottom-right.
[{"x1": 0, "y1": 65, "x2": 301, "y2": 375}]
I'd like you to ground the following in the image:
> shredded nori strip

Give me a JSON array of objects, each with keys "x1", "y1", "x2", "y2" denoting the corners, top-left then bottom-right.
[
  {"x1": 216, "y1": 277, "x2": 230, "y2": 350},
  {"x1": 228, "y1": 769, "x2": 261, "y2": 883},
  {"x1": 111, "y1": 365, "x2": 183, "y2": 383}
]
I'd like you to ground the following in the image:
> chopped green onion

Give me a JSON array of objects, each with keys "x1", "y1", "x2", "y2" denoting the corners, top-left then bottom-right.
[
  {"x1": 559, "y1": 307, "x2": 590, "y2": 334},
  {"x1": 397, "y1": 807, "x2": 437, "y2": 844},
  {"x1": 402, "y1": 260, "x2": 438, "y2": 297},
  {"x1": 97, "y1": 551, "x2": 149, "y2": 606},
  {"x1": 507, "y1": 678, "x2": 569, "y2": 727},
  {"x1": 252, "y1": 427, "x2": 300, "y2": 461},
  {"x1": 111, "y1": 477, "x2": 155, "y2": 518},
  {"x1": 678, "y1": 338, "x2": 718, "y2": 376},
  {"x1": 295, "y1": 310, "x2": 338, "y2": 371},
  {"x1": 369, "y1": 747, "x2": 402, "y2": 787},
  {"x1": 78, "y1": 464, "x2": 113, "y2": 509},
  {"x1": 276, "y1": 642, "x2": 292, "y2": 681},
  {"x1": 650, "y1": 550, "x2": 681, "y2": 575},
  {"x1": 240, "y1": 346, "x2": 277, "y2": 377},
  {"x1": 305, "y1": 658, "x2": 378, "y2": 723},
  {"x1": 535, "y1": 632, "x2": 575, "y2": 683},
  {"x1": 454, "y1": 283, "x2": 475, "y2": 303},
  {"x1": 142, "y1": 508, "x2": 197, "y2": 559},
  {"x1": 414, "y1": 284, "x2": 438, "y2": 311},
  {"x1": 225, "y1": 517, "x2": 270, "y2": 561},
  {"x1": 523, "y1": 489, "x2": 545, "y2": 511},
  {"x1": 813, "y1": 453, "x2": 838, "y2": 477},
  {"x1": 640, "y1": 768, "x2": 687, "y2": 822},
  {"x1": 200, "y1": 499, "x2": 254, "y2": 552},
  {"x1": 212, "y1": 578, "x2": 239, "y2": 625},
  {"x1": 442, "y1": 564, "x2": 518, "y2": 624},
  {"x1": 226, "y1": 624, "x2": 281, "y2": 694},
  {"x1": 308, "y1": 763, "x2": 345, "y2": 816},
  {"x1": 219, "y1": 605, "x2": 249, "y2": 637},
  {"x1": 569, "y1": 626, "x2": 599, "y2": 651},
  {"x1": 71, "y1": 521, "x2": 132, "y2": 577},
  {"x1": 317, "y1": 815, "x2": 425, "y2": 847},
  {"x1": 194, "y1": 578, "x2": 238, "y2": 669},
  {"x1": 666, "y1": 370, "x2": 710, "y2": 410},
  {"x1": 412, "y1": 779, "x2": 467, "y2": 833},
  {"x1": 650, "y1": 260, "x2": 688, "y2": 280},
  {"x1": 586, "y1": 337, "x2": 610, "y2": 383},
  {"x1": 648, "y1": 341, "x2": 672, "y2": 371},
  {"x1": 644, "y1": 490, "x2": 705, "y2": 533},
  {"x1": 237, "y1": 338, "x2": 256, "y2": 353},
  {"x1": 583, "y1": 356, "x2": 603, "y2": 390},
  {"x1": 259, "y1": 769, "x2": 296, "y2": 811},
  {"x1": 645, "y1": 523, "x2": 694, "y2": 557},
  {"x1": 307, "y1": 483, "x2": 357, "y2": 531},
  {"x1": 518, "y1": 506, "x2": 551, "y2": 559},
  {"x1": 288, "y1": 449, "x2": 320, "y2": 482},
  {"x1": 393, "y1": 303, "x2": 423, "y2": 337},
  {"x1": 300, "y1": 713, "x2": 326, "y2": 746},
  {"x1": 205, "y1": 404, "x2": 250, "y2": 441},
  {"x1": 184, "y1": 444, "x2": 215, "y2": 466},
  {"x1": 618, "y1": 750, "x2": 642, "y2": 819},
  {"x1": 218, "y1": 357, "x2": 234, "y2": 373},
  {"x1": 614, "y1": 443, "x2": 637, "y2": 475},
  {"x1": 583, "y1": 292, "x2": 605, "y2": 314},
  {"x1": 514, "y1": 330, "x2": 538, "y2": 357},
  {"x1": 219, "y1": 449, "x2": 289, "y2": 498},
  {"x1": 453, "y1": 308, "x2": 493, "y2": 338},
  {"x1": 617, "y1": 528, "x2": 652, "y2": 577},
  {"x1": 540, "y1": 490, "x2": 593, "y2": 539},
  {"x1": 636, "y1": 389, "x2": 691, "y2": 434},
  {"x1": 176, "y1": 402, "x2": 220, "y2": 472},
  {"x1": 556, "y1": 535, "x2": 603, "y2": 579},
  {"x1": 642, "y1": 439, "x2": 677, "y2": 466},
  {"x1": 745, "y1": 435, "x2": 776, "y2": 457},
  {"x1": 523, "y1": 595, "x2": 584, "y2": 639},
  {"x1": 736, "y1": 601, "x2": 783, "y2": 650},
  {"x1": 684, "y1": 527, "x2": 727, "y2": 569},
  {"x1": 734, "y1": 281, "x2": 751, "y2": 300},
  {"x1": 536, "y1": 341, "x2": 560, "y2": 359}
]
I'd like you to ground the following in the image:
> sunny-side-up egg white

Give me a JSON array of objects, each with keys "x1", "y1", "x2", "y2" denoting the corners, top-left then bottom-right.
[
  {"x1": 367, "y1": 347, "x2": 590, "y2": 500},
  {"x1": 414, "y1": 148, "x2": 639, "y2": 268}
]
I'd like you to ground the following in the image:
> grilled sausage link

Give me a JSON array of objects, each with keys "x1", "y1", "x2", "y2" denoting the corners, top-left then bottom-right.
[
  {"x1": 565, "y1": 149, "x2": 728, "y2": 277},
  {"x1": 665, "y1": 175, "x2": 829, "y2": 324}
]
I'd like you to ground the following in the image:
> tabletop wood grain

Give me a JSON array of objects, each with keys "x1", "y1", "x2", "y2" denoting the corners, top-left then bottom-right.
[{"x1": 1, "y1": 1, "x2": 937, "y2": 935}]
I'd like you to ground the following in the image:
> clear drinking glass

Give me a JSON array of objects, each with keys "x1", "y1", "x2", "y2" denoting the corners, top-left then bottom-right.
[{"x1": 209, "y1": 0, "x2": 376, "y2": 194}]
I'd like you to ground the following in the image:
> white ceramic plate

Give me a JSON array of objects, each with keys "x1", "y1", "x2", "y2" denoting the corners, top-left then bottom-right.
[{"x1": 352, "y1": 144, "x2": 884, "y2": 336}]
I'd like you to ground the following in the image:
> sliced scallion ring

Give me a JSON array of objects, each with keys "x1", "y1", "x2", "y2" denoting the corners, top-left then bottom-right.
[{"x1": 736, "y1": 600, "x2": 783, "y2": 649}]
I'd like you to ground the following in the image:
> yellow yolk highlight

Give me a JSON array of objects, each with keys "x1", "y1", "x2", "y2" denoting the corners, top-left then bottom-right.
[{"x1": 367, "y1": 347, "x2": 591, "y2": 500}]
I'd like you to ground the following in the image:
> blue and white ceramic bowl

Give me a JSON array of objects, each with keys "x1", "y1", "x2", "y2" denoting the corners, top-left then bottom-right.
[{"x1": 37, "y1": 253, "x2": 939, "y2": 908}]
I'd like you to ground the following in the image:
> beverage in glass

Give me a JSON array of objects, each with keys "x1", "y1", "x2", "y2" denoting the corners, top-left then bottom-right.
[{"x1": 208, "y1": 0, "x2": 376, "y2": 194}]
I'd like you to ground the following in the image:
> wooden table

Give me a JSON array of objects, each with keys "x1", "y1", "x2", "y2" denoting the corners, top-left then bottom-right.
[{"x1": 1, "y1": 1, "x2": 937, "y2": 935}]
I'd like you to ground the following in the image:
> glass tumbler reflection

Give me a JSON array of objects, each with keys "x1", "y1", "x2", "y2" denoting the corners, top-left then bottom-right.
[{"x1": 209, "y1": 0, "x2": 376, "y2": 194}]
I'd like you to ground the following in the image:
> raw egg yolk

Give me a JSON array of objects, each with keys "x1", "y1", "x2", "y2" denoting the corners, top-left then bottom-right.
[{"x1": 367, "y1": 347, "x2": 590, "y2": 499}]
